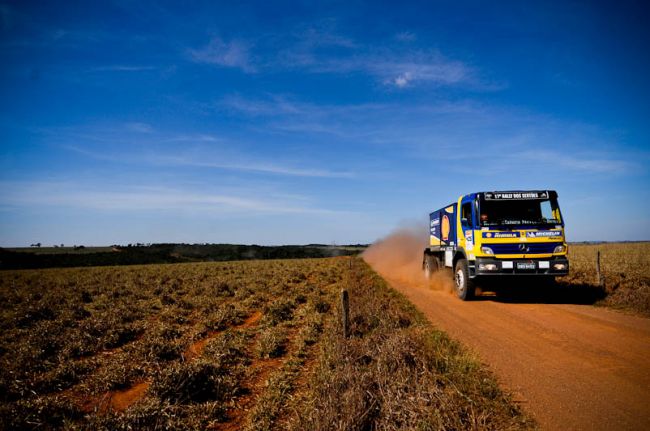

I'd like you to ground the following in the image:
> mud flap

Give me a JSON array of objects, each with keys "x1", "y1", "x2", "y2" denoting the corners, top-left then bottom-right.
[{"x1": 445, "y1": 249, "x2": 453, "y2": 267}]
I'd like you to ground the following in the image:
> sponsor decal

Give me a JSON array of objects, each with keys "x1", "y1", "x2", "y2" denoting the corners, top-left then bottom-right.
[
  {"x1": 484, "y1": 191, "x2": 549, "y2": 200},
  {"x1": 430, "y1": 217, "x2": 439, "y2": 235},
  {"x1": 526, "y1": 230, "x2": 562, "y2": 238},
  {"x1": 442, "y1": 215, "x2": 450, "y2": 241},
  {"x1": 482, "y1": 232, "x2": 520, "y2": 238},
  {"x1": 465, "y1": 230, "x2": 474, "y2": 250}
]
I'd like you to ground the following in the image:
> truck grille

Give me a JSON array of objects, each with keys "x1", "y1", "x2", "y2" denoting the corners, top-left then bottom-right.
[{"x1": 486, "y1": 242, "x2": 560, "y2": 254}]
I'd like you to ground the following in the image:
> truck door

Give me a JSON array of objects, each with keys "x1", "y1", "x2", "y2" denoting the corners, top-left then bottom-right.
[{"x1": 459, "y1": 195, "x2": 475, "y2": 255}]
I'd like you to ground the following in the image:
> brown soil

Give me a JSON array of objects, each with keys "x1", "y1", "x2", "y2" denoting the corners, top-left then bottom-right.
[
  {"x1": 61, "y1": 391, "x2": 100, "y2": 414},
  {"x1": 216, "y1": 357, "x2": 285, "y2": 431},
  {"x1": 212, "y1": 360, "x2": 281, "y2": 431},
  {"x1": 71, "y1": 381, "x2": 151, "y2": 414},
  {"x1": 273, "y1": 354, "x2": 318, "y2": 429},
  {"x1": 107, "y1": 381, "x2": 150, "y2": 412},
  {"x1": 364, "y1": 232, "x2": 650, "y2": 431},
  {"x1": 213, "y1": 325, "x2": 295, "y2": 430},
  {"x1": 235, "y1": 310, "x2": 263, "y2": 329},
  {"x1": 69, "y1": 311, "x2": 266, "y2": 413},
  {"x1": 184, "y1": 331, "x2": 219, "y2": 361},
  {"x1": 185, "y1": 311, "x2": 264, "y2": 361}
]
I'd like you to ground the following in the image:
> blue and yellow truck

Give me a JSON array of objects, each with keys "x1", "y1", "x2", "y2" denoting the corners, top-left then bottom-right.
[{"x1": 423, "y1": 190, "x2": 569, "y2": 300}]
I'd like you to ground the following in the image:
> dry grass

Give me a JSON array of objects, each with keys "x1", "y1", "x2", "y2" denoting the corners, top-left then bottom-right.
[
  {"x1": 284, "y1": 259, "x2": 534, "y2": 431},
  {"x1": 0, "y1": 259, "x2": 340, "y2": 429},
  {"x1": 561, "y1": 242, "x2": 650, "y2": 316},
  {"x1": 0, "y1": 257, "x2": 534, "y2": 429}
]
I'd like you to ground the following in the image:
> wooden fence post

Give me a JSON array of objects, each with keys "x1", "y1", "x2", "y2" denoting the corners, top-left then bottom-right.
[
  {"x1": 596, "y1": 250, "x2": 605, "y2": 288},
  {"x1": 341, "y1": 289, "x2": 350, "y2": 339}
]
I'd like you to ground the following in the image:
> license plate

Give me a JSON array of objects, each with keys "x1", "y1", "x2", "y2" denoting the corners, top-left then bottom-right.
[{"x1": 517, "y1": 262, "x2": 536, "y2": 270}]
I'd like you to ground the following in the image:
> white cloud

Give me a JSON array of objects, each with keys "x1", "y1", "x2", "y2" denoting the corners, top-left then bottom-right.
[
  {"x1": 395, "y1": 31, "x2": 417, "y2": 42},
  {"x1": 515, "y1": 150, "x2": 636, "y2": 174},
  {"x1": 151, "y1": 154, "x2": 354, "y2": 178},
  {"x1": 215, "y1": 93, "x2": 645, "y2": 177},
  {"x1": 217, "y1": 94, "x2": 479, "y2": 137},
  {"x1": 219, "y1": 94, "x2": 385, "y2": 120},
  {"x1": 125, "y1": 122, "x2": 153, "y2": 133},
  {"x1": 88, "y1": 65, "x2": 157, "y2": 72},
  {"x1": 280, "y1": 42, "x2": 474, "y2": 88},
  {"x1": 184, "y1": 25, "x2": 477, "y2": 89},
  {"x1": 61, "y1": 129, "x2": 352, "y2": 178},
  {"x1": 0, "y1": 181, "x2": 347, "y2": 216},
  {"x1": 220, "y1": 94, "x2": 305, "y2": 116},
  {"x1": 393, "y1": 72, "x2": 411, "y2": 87},
  {"x1": 369, "y1": 54, "x2": 471, "y2": 88},
  {"x1": 189, "y1": 37, "x2": 255, "y2": 72}
]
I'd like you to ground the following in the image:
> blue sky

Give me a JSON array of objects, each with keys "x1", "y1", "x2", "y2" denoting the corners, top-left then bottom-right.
[{"x1": 1, "y1": 0, "x2": 649, "y2": 246}]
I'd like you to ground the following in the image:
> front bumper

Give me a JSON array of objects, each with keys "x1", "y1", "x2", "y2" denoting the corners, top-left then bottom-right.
[{"x1": 470, "y1": 256, "x2": 569, "y2": 277}]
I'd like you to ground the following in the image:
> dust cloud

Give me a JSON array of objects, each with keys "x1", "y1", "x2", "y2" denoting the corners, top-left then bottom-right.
[{"x1": 362, "y1": 225, "x2": 453, "y2": 292}]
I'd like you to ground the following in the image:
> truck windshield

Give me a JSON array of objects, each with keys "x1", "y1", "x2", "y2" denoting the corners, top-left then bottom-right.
[{"x1": 479, "y1": 197, "x2": 562, "y2": 227}]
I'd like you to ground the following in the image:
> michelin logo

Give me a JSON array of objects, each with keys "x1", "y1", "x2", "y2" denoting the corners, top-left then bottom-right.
[{"x1": 526, "y1": 231, "x2": 562, "y2": 238}]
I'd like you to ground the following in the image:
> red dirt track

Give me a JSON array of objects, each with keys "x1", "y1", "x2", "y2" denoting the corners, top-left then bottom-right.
[{"x1": 363, "y1": 231, "x2": 650, "y2": 430}]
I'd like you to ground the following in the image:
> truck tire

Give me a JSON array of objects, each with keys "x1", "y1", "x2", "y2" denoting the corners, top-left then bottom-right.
[
  {"x1": 423, "y1": 254, "x2": 439, "y2": 279},
  {"x1": 454, "y1": 259, "x2": 475, "y2": 300}
]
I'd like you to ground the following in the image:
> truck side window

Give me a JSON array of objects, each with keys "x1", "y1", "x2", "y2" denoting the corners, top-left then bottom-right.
[
  {"x1": 461, "y1": 202, "x2": 472, "y2": 227},
  {"x1": 541, "y1": 200, "x2": 555, "y2": 223}
]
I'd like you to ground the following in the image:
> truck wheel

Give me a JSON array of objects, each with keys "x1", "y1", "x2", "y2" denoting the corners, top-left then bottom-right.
[
  {"x1": 454, "y1": 259, "x2": 475, "y2": 300},
  {"x1": 423, "y1": 254, "x2": 439, "y2": 279}
]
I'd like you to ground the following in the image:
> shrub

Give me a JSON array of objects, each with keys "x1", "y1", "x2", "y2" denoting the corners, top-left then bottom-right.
[
  {"x1": 265, "y1": 300, "x2": 295, "y2": 325},
  {"x1": 256, "y1": 327, "x2": 287, "y2": 359}
]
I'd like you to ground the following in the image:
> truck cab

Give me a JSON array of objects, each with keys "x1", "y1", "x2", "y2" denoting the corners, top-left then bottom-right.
[{"x1": 424, "y1": 190, "x2": 569, "y2": 300}]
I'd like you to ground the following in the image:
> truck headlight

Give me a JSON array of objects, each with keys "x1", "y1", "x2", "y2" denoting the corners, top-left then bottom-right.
[
  {"x1": 553, "y1": 245, "x2": 566, "y2": 253},
  {"x1": 478, "y1": 263, "x2": 498, "y2": 271},
  {"x1": 553, "y1": 263, "x2": 567, "y2": 271},
  {"x1": 481, "y1": 246, "x2": 494, "y2": 255}
]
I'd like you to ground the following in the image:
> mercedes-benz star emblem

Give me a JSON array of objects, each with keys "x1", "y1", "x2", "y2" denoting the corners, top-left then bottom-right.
[{"x1": 519, "y1": 244, "x2": 530, "y2": 252}]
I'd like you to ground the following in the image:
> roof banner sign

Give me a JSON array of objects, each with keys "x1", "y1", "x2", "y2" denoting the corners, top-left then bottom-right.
[{"x1": 484, "y1": 191, "x2": 549, "y2": 200}]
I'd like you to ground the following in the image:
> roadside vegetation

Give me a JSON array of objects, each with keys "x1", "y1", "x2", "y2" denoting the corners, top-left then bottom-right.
[
  {"x1": 562, "y1": 242, "x2": 650, "y2": 317},
  {"x1": 0, "y1": 257, "x2": 533, "y2": 430},
  {"x1": 0, "y1": 243, "x2": 366, "y2": 270}
]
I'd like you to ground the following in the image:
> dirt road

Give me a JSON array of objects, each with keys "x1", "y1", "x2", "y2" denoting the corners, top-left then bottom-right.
[
  {"x1": 376, "y1": 270, "x2": 650, "y2": 430},
  {"x1": 362, "y1": 231, "x2": 650, "y2": 430}
]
